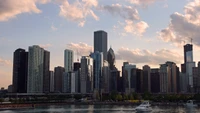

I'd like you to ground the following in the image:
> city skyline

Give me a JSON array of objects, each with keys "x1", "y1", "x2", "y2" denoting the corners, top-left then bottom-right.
[{"x1": 1, "y1": 0, "x2": 200, "y2": 88}]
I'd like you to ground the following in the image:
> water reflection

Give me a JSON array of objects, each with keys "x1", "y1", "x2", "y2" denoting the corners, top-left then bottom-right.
[{"x1": 1, "y1": 105, "x2": 200, "y2": 113}]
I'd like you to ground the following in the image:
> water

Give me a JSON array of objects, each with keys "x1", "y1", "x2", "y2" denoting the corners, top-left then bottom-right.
[{"x1": 1, "y1": 105, "x2": 200, "y2": 113}]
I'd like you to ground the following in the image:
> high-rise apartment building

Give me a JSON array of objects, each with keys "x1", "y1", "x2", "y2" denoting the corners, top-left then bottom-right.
[
  {"x1": 43, "y1": 50, "x2": 50, "y2": 93},
  {"x1": 80, "y1": 56, "x2": 93, "y2": 94},
  {"x1": 122, "y1": 62, "x2": 136, "y2": 94},
  {"x1": 54, "y1": 66, "x2": 65, "y2": 93},
  {"x1": 64, "y1": 49, "x2": 74, "y2": 72},
  {"x1": 74, "y1": 62, "x2": 81, "y2": 93},
  {"x1": 50, "y1": 71, "x2": 54, "y2": 92},
  {"x1": 150, "y1": 69, "x2": 160, "y2": 93},
  {"x1": 94, "y1": 30, "x2": 108, "y2": 60},
  {"x1": 102, "y1": 60, "x2": 110, "y2": 93},
  {"x1": 12, "y1": 48, "x2": 28, "y2": 93},
  {"x1": 143, "y1": 65, "x2": 151, "y2": 92},
  {"x1": 90, "y1": 51, "x2": 103, "y2": 92},
  {"x1": 27, "y1": 45, "x2": 44, "y2": 93}
]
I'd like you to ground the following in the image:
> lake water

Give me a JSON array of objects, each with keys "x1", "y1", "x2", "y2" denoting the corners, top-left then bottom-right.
[{"x1": 1, "y1": 105, "x2": 200, "y2": 113}]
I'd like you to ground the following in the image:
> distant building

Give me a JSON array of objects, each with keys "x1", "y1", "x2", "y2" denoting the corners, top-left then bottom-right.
[
  {"x1": 160, "y1": 62, "x2": 179, "y2": 93},
  {"x1": 143, "y1": 65, "x2": 151, "y2": 92},
  {"x1": 54, "y1": 66, "x2": 65, "y2": 93},
  {"x1": 63, "y1": 72, "x2": 76, "y2": 93},
  {"x1": 136, "y1": 69, "x2": 143, "y2": 93},
  {"x1": 43, "y1": 50, "x2": 50, "y2": 93},
  {"x1": 80, "y1": 56, "x2": 93, "y2": 94},
  {"x1": 90, "y1": 51, "x2": 103, "y2": 92},
  {"x1": 150, "y1": 69, "x2": 160, "y2": 93},
  {"x1": 107, "y1": 47, "x2": 115, "y2": 70},
  {"x1": 110, "y1": 69, "x2": 120, "y2": 92},
  {"x1": 122, "y1": 62, "x2": 136, "y2": 94},
  {"x1": 102, "y1": 60, "x2": 110, "y2": 93},
  {"x1": 27, "y1": 45, "x2": 44, "y2": 93},
  {"x1": 12, "y1": 48, "x2": 28, "y2": 93},
  {"x1": 74, "y1": 62, "x2": 81, "y2": 93},
  {"x1": 8, "y1": 85, "x2": 13, "y2": 93},
  {"x1": 50, "y1": 71, "x2": 54, "y2": 92},
  {"x1": 64, "y1": 49, "x2": 74, "y2": 72},
  {"x1": 94, "y1": 30, "x2": 108, "y2": 60}
]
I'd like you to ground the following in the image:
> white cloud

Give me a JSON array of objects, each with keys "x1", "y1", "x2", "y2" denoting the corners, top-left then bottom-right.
[
  {"x1": 0, "y1": 57, "x2": 11, "y2": 66},
  {"x1": 158, "y1": 0, "x2": 200, "y2": 47},
  {"x1": 128, "y1": 0, "x2": 160, "y2": 6},
  {"x1": 39, "y1": 44, "x2": 52, "y2": 48},
  {"x1": 67, "y1": 42, "x2": 93, "y2": 56},
  {"x1": 101, "y1": 4, "x2": 140, "y2": 20},
  {"x1": 58, "y1": 0, "x2": 99, "y2": 27},
  {"x1": 51, "y1": 25, "x2": 58, "y2": 31},
  {"x1": 116, "y1": 47, "x2": 182, "y2": 65},
  {"x1": 124, "y1": 20, "x2": 149, "y2": 36},
  {"x1": 0, "y1": 0, "x2": 50, "y2": 21}
]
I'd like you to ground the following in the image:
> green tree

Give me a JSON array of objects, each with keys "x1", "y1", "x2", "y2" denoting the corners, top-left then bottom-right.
[{"x1": 116, "y1": 94, "x2": 123, "y2": 101}]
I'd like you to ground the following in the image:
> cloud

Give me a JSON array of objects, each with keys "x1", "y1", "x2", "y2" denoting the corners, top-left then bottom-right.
[
  {"x1": 158, "y1": 0, "x2": 200, "y2": 47},
  {"x1": 51, "y1": 25, "x2": 58, "y2": 31},
  {"x1": 67, "y1": 42, "x2": 93, "y2": 56},
  {"x1": 0, "y1": 69, "x2": 12, "y2": 88},
  {"x1": 116, "y1": 47, "x2": 182, "y2": 65},
  {"x1": 124, "y1": 20, "x2": 149, "y2": 36},
  {"x1": 128, "y1": 0, "x2": 158, "y2": 6},
  {"x1": 58, "y1": 0, "x2": 99, "y2": 27},
  {"x1": 100, "y1": 4, "x2": 140, "y2": 20},
  {"x1": 39, "y1": 44, "x2": 52, "y2": 48},
  {"x1": 0, "y1": 58, "x2": 11, "y2": 66},
  {"x1": 0, "y1": 0, "x2": 51, "y2": 21}
]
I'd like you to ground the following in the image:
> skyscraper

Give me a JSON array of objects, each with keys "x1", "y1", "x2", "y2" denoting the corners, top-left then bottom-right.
[
  {"x1": 12, "y1": 48, "x2": 28, "y2": 93},
  {"x1": 64, "y1": 49, "x2": 74, "y2": 72},
  {"x1": 80, "y1": 56, "x2": 93, "y2": 94},
  {"x1": 74, "y1": 62, "x2": 81, "y2": 93},
  {"x1": 150, "y1": 69, "x2": 160, "y2": 93},
  {"x1": 122, "y1": 62, "x2": 136, "y2": 94},
  {"x1": 43, "y1": 50, "x2": 50, "y2": 93},
  {"x1": 107, "y1": 47, "x2": 115, "y2": 70},
  {"x1": 94, "y1": 30, "x2": 108, "y2": 60},
  {"x1": 143, "y1": 65, "x2": 151, "y2": 92},
  {"x1": 102, "y1": 60, "x2": 110, "y2": 93},
  {"x1": 54, "y1": 66, "x2": 65, "y2": 93},
  {"x1": 50, "y1": 71, "x2": 54, "y2": 92},
  {"x1": 27, "y1": 45, "x2": 44, "y2": 93},
  {"x1": 90, "y1": 51, "x2": 103, "y2": 92}
]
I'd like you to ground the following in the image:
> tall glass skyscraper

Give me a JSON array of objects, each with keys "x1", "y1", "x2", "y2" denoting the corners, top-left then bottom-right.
[
  {"x1": 64, "y1": 49, "x2": 74, "y2": 72},
  {"x1": 90, "y1": 51, "x2": 103, "y2": 92},
  {"x1": 27, "y1": 45, "x2": 44, "y2": 93},
  {"x1": 94, "y1": 30, "x2": 108, "y2": 61}
]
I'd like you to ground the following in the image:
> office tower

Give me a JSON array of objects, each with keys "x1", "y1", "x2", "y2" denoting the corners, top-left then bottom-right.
[
  {"x1": 143, "y1": 65, "x2": 151, "y2": 92},
  {"x1": 8, "y1": 85, "x2": 13, "y2": 93},
  {"x1": 63, "y1": 72, "x2": 76, "y2": 93},
  {"x1": 64, "y1": 49, "x2": 74, "y2": 72},
  {"x1": 179, "y1": 72, "x2": 187, "y2": 92},
  {"x1": 182, "y1": 44, "x2": 195, "y2": 92},
  {"x1": 54, "y1": 66, "x2": 65, "y2": 93},
  {"x1": 136, "y1": 69, "x2": 143, "y2": 93},
  {"x1": 102, "y1": 60, "x2": 110, "y2": 93},
  {"x1": 27, "y1": 45, "x2": 44, "y2": 93},
  {"x1": 12, "y1": 48, "x2": 28, "y2": 93},
  {"x1": 160, "y1": 61, "x2": 179, "y2": 93},
  {"x1": 43, "y1": 50, "x2": 50, "y2": 93},
  {"x1": 50, "y1": 71, "x2": 54, "y2": 92},
  {"x1": 94, "y1": 30, "x2": 108, "y2": 60},
  {"x1": 80, "y1": 56, "x2": 93, "y2": 94},
  {"x1": 90, "y1": 51, "x2": 103, "y2": 92},
  {"x1": 110, "y1": 70, "x2": 121, "y2": 92},
  {"x1": 107, "y1": 47, "x2": 115, "y2": 70},
  {"x1": 74, "y1": 62, "x2": 81, "y2": 93},
  {"x1": 122, "y1": 62, "x2": 136, "y2": 94},
  {"x1": 193, "y1": 67, "x2": 198, "y2": 93},
  {"x1": 150, "y1": 69, "x2": 160, "y2": 93}
]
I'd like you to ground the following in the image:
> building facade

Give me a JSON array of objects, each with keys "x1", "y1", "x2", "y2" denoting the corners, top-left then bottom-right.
[
  {"x1": 27, "y1": 45, "x2": 44, "y2": 93},
  {"x1": 94, "y1": 30, "x2": 108, "y2": 60},
  {"x1": 143, "y1": 65, "x2": 151, "y2": 92},
  {"x1": 43, "y1": 50, "x2": 50, "y2": 93},
  {"x1": 50, "y1": 71, "x2": 54, "y2": 92},
  {"x1": 80, "y1": 56, "x2": 93, "y2": 94},
  {"x1": 54, "y1": 66, "x2": 65, "y2": 93},
  {"x1": 150, "y1": 69, "x2": 160, "y2": 93},
  {"x1": 12, "y1": 48, "x2": 28, "y2": 93},
  {"x1": 64, "y1": 49, "x2": 74, "y2": 72},
  {"x1": 90, "y1": 51, "x2": 103, "y2": 92}
]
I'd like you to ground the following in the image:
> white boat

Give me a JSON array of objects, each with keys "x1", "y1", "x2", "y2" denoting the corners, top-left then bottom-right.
[
  {"x1": 184, "y1": 100, "x2": 198, "y2": 107},
  {"x1": 135, "y1": 101, "x2": 152, "y2": 112}
]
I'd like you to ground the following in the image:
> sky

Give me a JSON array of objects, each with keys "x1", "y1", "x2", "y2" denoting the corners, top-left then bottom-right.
[{"x1": 1, "y1": 0, "x2": 200, "y2": 88}]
